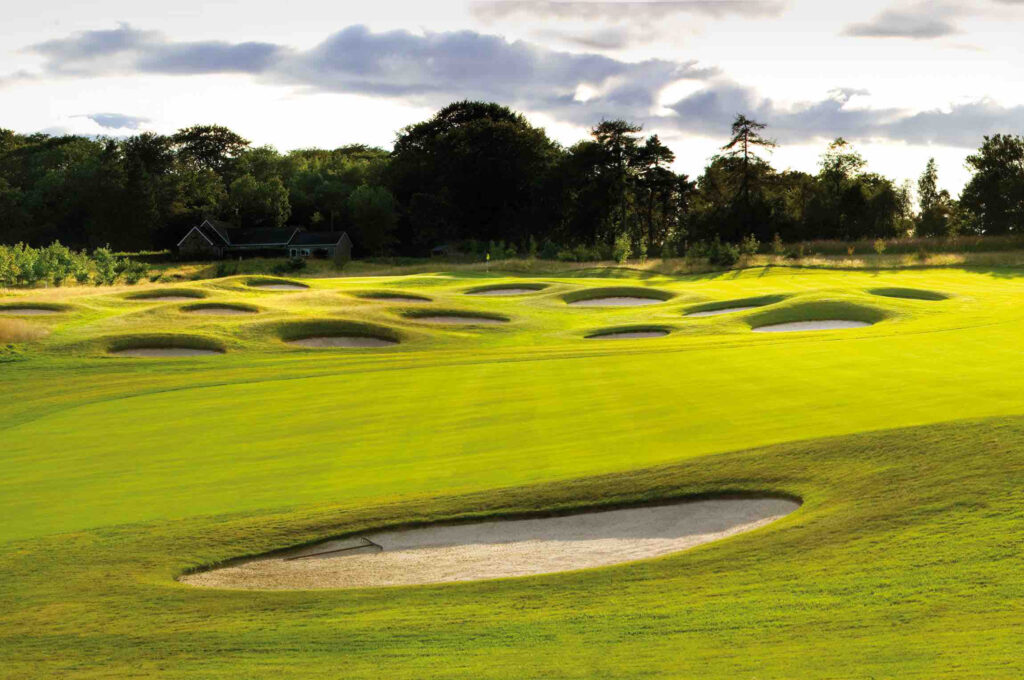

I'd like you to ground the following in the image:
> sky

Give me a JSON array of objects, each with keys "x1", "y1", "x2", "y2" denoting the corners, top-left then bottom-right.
[{"x1": 3, "y1": 0, "x2": 1024, "y2": 194}]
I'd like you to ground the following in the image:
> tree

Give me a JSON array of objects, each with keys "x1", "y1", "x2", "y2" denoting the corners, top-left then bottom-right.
[
  {"x1": 389, "y1": 101, "x2": 558, "y2": 252},
  {"x1": 719, "y1": 114, "x2": 776, "y2": 232},
  {"x1": 817, "y1": 138, "x2": 867, "y2": 239},
  {"x1": 228, "y1": 175, "x2": 290, "y2": 228},
  {"x1": 916, "y1": 159, "x2": 954, "y2": 237},
  {"x1": 172, "y1": 125, "x2": 250, "y2": 177},
  {"x1": 960, "y1": 134, "x2": 1024, "y2": 234},
  {"x1": 347, "y1": 185, "x2": 397, "y2": 256}
]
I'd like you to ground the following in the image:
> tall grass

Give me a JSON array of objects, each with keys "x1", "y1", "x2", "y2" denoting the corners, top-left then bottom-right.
[{"x1": 0, "y1": 319, "x2": 47, "y2": 343}]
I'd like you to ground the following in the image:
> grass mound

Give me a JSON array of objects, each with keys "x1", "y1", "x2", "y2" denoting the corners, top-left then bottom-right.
[
  {"x1": 402, "y1": 309, "x2": 510, "y2": 323},
  {"x1": 356, "y1": 291, "x2": 432, "y2": 302},
  {"x1": 274, "y1": 319, "x2": 402, "y2": 344},
  {"x1": 562, "y1": 286, "x2": 674, "y2": 304},
  {"x1": 180, "y1": 302, "x2": 259, "y2": 314},
  {"x1": 747, "y1": 300, "x2": 890, "y2": 330},
  {"x1": 869, "y1": 287, "x2": 950, "y2": 301},
  {"x1": 244, "y1": 277, "x2": 309, "y2": 290},
  {"x1": 465, "y1": 283, "x2": 548, "y2": 295},
  {"x1": 585, "y1": 324, "x2": 673, "y2": 339},
  {"x1": 106, "y1": 333, "x2": 226, "y2": 354},
  {"x1": 0, "y1": 302, "x2": 72, "y2": 313},
  {"x1": 125, "y1": 288, "x2": 206, "y2": 300},
  {"x1": 685, "y1": 294, "x2": 788, "y2": 316}
]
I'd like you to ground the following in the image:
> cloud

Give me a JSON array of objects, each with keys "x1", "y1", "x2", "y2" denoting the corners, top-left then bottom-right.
[
  {"x1": 29, "y1": 23, "x2": 285, "y2": 75},
  {"x1": 12, "y1": 23, "x2": 1024, "y2": 149},
  {"x1": 843, "y1": 7, "x2": 959, "y2": 39},
  {"x1": 470, "y1": 1, "x2": 788, "y2": 21},
  {"x1": 78, "y1": 112, "x2": 151, "y2": 130}
]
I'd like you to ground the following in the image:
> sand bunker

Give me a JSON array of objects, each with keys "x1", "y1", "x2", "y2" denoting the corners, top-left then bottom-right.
[
  {"x1": 569, "y1": 297, "x2": 664, "y2": 307},
  {"x1": 588, "y1": 330, "x2": 670, "y2": 340},
  {"x1": 110, "y1": 348, "x2": 223, "y2": 358},
  {"x1": 753, "y1": 320, "x2": 872, "y2": 333},
  {"x1": 467, "y1": 288, "x2": 543, "y2": 296},
  {"x1": 139, "y1": 296, "x2": 201, "y2": 302},
  {"x1": 184, "y1": 306, "x2": 256, "y2": 316},
  {"x1": 288, "y1": 336, "x2": 398, "y2": 348},
  {"x1": 414, "y1": 315, "x2": 507, "y2": 325},
  {"x1": 0, "y1": 307, "x2": 63, "y2": 315},
  {"x1": 250, "y1": 284, "x2": 307, "y2": 291},
  {"x1": 180, "y1": 497, "x2": 798, "y2": 590},
  {"x1": 687, "y1": 306, "x2": 759, "y2": 318},
  {"x1": 369, "y1": 296, "x2": 430, "y2": 303}
]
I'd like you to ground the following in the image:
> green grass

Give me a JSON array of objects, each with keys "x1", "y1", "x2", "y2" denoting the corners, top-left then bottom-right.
[{"x1": 2, "y1": 265, "x2": 1024, "y2": 677}]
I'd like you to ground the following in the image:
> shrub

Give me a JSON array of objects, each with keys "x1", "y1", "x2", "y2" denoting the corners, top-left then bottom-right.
[
  {"x1": 707, "y1": 238, "x2": 740, "y2": 267},
  {"x1": 771, "y1": 233, "x2": 785, "y2": 256},
  {"x1": 272, "y1": 257, "x2": 307, "y2": 274},
  {"x1": 613, "y1": 233, "x2": 632, "y2": 264},
  {"x1": 739, "y1": 234, "x2": 760, "y2": 257},
  {"x1": 92, "y1": 247, "x2": 122, "y2": 286},
  {"x1": 873, "y1": 239, "x2": 887, "y2": 255},
  {"x1": 121, "y1": 259, "x2": 150, "y2": 285}
]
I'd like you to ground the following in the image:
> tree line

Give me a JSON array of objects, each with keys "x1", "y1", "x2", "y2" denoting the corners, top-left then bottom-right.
[{"x1": 2, "y1": 101, "x2": 1022, "y2": 259}]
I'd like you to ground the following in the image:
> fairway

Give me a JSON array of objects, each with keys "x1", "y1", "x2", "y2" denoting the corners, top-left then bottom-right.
[{"x1": 3, "y1": 265, "x2": 1024, "y2": 678}]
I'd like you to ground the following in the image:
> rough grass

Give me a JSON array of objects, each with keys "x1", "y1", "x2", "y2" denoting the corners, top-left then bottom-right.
[
  {"x1": 0, "y1": 318, "x2": 47, "y2": 343},
  {"x1": 3, "y1": 266, "x2": 1024, "y2": 677}
]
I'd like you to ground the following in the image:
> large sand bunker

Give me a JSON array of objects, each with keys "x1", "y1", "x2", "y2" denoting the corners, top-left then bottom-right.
[
  {"x1": 753, "y1": 320, "x2": 872, "y2": 332},
  {"x1": 180, "y1": 497, "x2": 799, "y2": 590}
]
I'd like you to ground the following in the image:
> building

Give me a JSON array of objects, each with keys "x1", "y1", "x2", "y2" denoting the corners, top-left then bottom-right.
[{"x1": 177, "y1": 220, "x2": 352, "y2": 263}]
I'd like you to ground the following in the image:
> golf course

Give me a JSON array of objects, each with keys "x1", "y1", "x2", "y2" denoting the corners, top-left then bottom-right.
[{"x1": 2, "y1": 264, "x2": 1024, "y2": 678}]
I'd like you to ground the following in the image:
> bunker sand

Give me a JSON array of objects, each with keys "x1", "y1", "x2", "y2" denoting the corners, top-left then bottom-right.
[
  {"x1": 181, "y1": 497, "x2": 798, "y2": 590},
  {"x1": 569, "y1": 297, "x2": 664, "y2": 307}
]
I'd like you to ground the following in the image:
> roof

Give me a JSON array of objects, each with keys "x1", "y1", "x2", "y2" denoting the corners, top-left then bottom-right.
[
  {"x1": 177, "y1": 221, "x2": 230, "y2": 248},
  {"x1": 289, "y1": 231, "x2": 349, "y2": 247},
  {"x1": 225, "y1": 228, "x2": 298, "y2": 246},
  {"x1": 203, "y1": 219, "x2": 233, "y2": 244}
]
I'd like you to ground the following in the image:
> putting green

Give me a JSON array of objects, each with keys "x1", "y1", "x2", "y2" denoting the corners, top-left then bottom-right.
[{"x1": 2, "y1": 265, "x2": 1024, "y2": 678}]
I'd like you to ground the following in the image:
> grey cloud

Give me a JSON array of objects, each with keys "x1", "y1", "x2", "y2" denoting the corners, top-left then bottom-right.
[
  {"x1": 80, "y1": 112, "x2": 151, "y2": 129},
  {"x1": 14, "y1": 23, "x2": 1023, "y2": 149},
  {"x1": 276, "y1": 25, "x2": 715, "y2": 109},
  {"x1": 29, "y1": 24, "x2": 283, "y2": 76},
  {"x1": 842, "y1": 4, "x2": 961, "y2": 39},
  {"x1": 470, "y1": 1, "x2": 788, "y2": 21}
]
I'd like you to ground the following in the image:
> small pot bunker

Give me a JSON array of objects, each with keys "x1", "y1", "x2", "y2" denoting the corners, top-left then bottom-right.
[
  {"x1": 108, "y1": 335, "x2": 225, "y2": 358},
  {"x1": 749, "y1": 301, "x2": 887, "y2": 333},
  {"x1": 565, "y1": 287, "x2": 673, "y2": 308},
  {"x1": 180, "y1": 496, "x2": 799, "y2": 590},
  {"x1": 281, "y1": 321, "x2": 400, "y2": 349}
]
